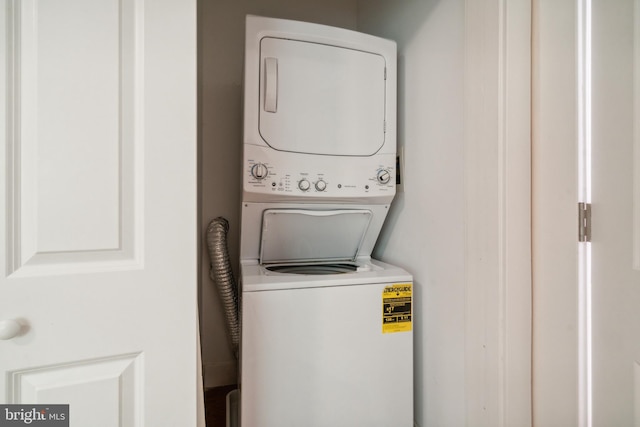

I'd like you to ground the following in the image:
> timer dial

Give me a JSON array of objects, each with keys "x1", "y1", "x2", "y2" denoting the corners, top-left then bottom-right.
[
  {"x1": 251, "y1": 163, "x2": 268, "y2": 180},
  {"x1": 315, "y1": 180, "x2": 327, "y2": 191},
  {"x1": 377, "y1": 169, "x2": 391, "y2": 184}
]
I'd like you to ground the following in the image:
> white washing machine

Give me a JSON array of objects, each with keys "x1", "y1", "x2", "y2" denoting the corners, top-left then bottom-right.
[{"x1": 239, "y1": 16, "x2": 413, "y2": 427}]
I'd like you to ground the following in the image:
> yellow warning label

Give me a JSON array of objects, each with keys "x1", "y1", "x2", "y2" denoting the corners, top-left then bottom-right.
[{"x1": 382, "y1": 283, "x2": 412, "y2": 334}]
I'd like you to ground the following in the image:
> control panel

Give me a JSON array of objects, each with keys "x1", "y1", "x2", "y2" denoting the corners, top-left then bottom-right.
[{"x1": 243, "y1": 145, "x2": 396, "y2": 202}]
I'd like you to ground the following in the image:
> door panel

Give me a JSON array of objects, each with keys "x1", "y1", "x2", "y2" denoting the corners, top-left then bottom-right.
[
  {"x1": 29, "y1": 0, "x2": 122, "y2": 254},
  {"x1": 0, "y1": 0, "x2": 197, "y2": 425},
  {"x1": 591, "y1": 0, "x2": 640, "y2": 424},
  {"x1": 533, "y1": 0, "x2": 640, "y2": 425},
  {"x1": 7, "y1": 0, "x2": 140, "y2": 275},
  {"x1": 10, "y1": 353, "x2": 142, "y2": 426}
]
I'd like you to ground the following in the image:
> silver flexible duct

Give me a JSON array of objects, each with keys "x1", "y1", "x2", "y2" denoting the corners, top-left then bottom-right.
[{"x1": 206, "y1": 217, "x2": 240, "y2": 358}]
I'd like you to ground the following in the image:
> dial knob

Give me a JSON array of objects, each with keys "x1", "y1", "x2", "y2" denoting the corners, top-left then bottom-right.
[
  {"x1": 315, "y1": 180, "x2": 327, "y2": 191},
  {"x1": 377, "y1": 169, "x2": 391, "y2": 184},
  {"x1": 251, "y1": 163, "x2": 268, "y2": 180},
  {"x1": 298, "y1": 179, "x2": 311, "y2": 191}
]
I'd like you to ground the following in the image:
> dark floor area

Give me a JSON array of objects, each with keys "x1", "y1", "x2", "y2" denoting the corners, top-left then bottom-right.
[{"x1": 205, "y1": 385, "x2": 237, "y2": 427}]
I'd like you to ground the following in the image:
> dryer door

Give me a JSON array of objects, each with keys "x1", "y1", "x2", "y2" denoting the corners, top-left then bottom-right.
[{"x1": 259, "y1": 37, "x2": 387, "y2": 156}]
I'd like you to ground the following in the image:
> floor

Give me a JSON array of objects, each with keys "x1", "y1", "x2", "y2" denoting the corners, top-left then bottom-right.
[{"x1": 205, "y1": 385, "x2": 237, "y2": 427}]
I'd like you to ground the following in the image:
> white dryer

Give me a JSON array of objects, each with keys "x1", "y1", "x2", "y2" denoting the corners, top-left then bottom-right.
[{"x1": 239, "y1": 16, "x2": 413, "y2": 427}]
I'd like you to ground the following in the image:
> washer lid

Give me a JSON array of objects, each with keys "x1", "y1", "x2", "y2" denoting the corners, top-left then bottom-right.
[{"x1": 259, "y1": 209, "x2": 373, "y2": 264}]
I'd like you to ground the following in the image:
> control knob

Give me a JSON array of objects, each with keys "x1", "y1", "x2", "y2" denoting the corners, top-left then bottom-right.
[
  {"x1": 298, "y1": 179, "x2": 311, "y2": 191},
  {"x1": 251, "y1": 163, "x2": 268, "y2": 180},
  {"x1": 315, "y1": 180, "x2": 327, "y2": 191},
  {"x1": 377, "y1": 169, "x2": 391, "y2": 184}
]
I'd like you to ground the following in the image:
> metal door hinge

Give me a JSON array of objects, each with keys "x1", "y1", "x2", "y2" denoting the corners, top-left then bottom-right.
[{"x1": 578, "y1": 202, "x2": 591, "y2": 242}]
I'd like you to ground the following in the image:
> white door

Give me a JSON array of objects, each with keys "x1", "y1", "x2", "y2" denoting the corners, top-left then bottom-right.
[
  {"x1": 590, "y1": 0, "x2": 640, "y2": 423},
  {"x1": 0, "y1": 0, "x2": 198, "y2": 425},
  {"x1": 533, "y1": 0, "x2": 640, "y2": 425}
]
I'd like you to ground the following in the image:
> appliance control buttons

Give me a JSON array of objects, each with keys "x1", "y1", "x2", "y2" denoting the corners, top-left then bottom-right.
[
  {"x1": 315, "y1": 180, "x2": 327, "y2": 191},
  {"x1": 377, "y1": 169, "x2": 391, "y2": 184},
  {"x1": 250, "y1": 163, "x2": 268, "y2": 180},
  {"x1": 298, "y1": 179, "x2": 311, "y2": 191}
]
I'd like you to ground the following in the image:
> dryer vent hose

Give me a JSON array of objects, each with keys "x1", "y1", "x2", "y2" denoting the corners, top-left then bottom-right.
[{"x1": 206, "y1": 217, "x2": 239, "y2": 359}]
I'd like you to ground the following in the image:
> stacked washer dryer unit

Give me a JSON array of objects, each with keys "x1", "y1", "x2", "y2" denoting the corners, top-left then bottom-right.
[{"x1": 240, "y1": 16, "x2": 413, "y2": 427}]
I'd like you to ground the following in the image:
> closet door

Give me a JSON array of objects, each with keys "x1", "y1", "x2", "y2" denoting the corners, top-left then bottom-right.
[{"x1": 0, "y1": 0, "x2": 197, "y2": 425}]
